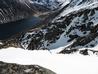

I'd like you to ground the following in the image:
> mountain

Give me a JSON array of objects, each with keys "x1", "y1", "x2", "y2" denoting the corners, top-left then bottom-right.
[
  {"x1": 0, "y1": 0, "x2": 98, "y2": 55},
  {"x1": 29, "y1": 0, "x2": 63, "y2": 10},
  {"x1": 0, "y1": 0, "x2": 62, "y2": 24},
  {"x1": 0, "y1": 0, "x2": 98, "y2": 74}
]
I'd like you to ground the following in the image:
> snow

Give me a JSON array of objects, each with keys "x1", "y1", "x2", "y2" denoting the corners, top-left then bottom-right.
[
  {"x1": 0, "y1": 47, "x2": 98, "y2": 74},
  {"x1": 29, "y1": 0, "x2": 64, "y2": 10},
  {"x1": 47, "y1": 32, "x2": 70, "y2": 49},
  {"x1": 57, "y1": 0, "x2": 98, "y2": 17},
  {"x1": 59, "y1": 0, "x2": 70, "y2": 7},
  {"x1": 85, "y1": 44, "x2": 98, "y2": 51},
  {"x1": 0, "y1": 0, "x2": 98, "y2": 74},
  {"x1": 91, "y1": 44, "x2": 98, "y2": 50},
  {"x1": 0, "y1": 42, "x2": 3, "y2": 45},
  {"x1": 24, "y1": 69, "x2": 32, "y2": 73}
]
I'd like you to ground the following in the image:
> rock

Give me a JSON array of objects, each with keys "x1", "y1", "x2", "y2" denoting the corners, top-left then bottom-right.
[{"x1": 0, "y1": 61, "x2": 56, "y2": 74}]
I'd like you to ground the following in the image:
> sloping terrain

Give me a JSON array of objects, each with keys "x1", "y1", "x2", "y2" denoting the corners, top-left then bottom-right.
[
  {"x1": 0, "y1": 0, "x2": 98, "y2": 74},
  {"x1": 0, "y1": 0, "x2": 62, "y2": 24},
  {"x1": 0, "y1": 0, "x2": 98, "y2": 54}
]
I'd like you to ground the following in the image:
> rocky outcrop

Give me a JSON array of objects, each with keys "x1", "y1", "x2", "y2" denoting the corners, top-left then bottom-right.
[
  {"x1": 0, "y1": 61, "x2": 56, "y2": 74},
  {"x1": 0, "y1": 33, "x2": 22, "y2": 49}
]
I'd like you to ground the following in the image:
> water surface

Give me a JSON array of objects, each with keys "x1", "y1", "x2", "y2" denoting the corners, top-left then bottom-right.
[{"x1": 0, "y1": 17, "x2": 40, "y2": 40}]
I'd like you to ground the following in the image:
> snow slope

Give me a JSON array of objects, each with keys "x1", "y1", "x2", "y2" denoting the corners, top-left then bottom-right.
[
  {"x1": 55, "y1": 0, "x2": 98, "y2": 21},
  {"x1": 0, "y1": 47, "x2": 98, "y2": 74},
  {"x1": 29, "y1": 0, "x2": 67, "y2": 10}
]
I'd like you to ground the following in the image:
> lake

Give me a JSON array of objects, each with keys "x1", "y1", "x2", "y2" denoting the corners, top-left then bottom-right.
[{"x1": 0, "y1": 17, "x2": 40, "y2": 40}]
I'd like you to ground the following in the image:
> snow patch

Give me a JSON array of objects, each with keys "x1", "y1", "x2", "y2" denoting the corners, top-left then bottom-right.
[{"x1": 0, "y1": 42, "x2": 3, "y2": 45}]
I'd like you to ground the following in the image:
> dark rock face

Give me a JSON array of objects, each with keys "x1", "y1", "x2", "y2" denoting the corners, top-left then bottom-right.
[
  {"x1": 0, "y1": 34, "x2": 21, "y2": 49},
  {"x1": 0, "y1": 61, "x2": 56, "y2": 74}
]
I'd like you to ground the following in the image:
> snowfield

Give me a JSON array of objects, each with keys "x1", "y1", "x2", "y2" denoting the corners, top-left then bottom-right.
[{"x1": 0, "y1": 47, "x2": 98, "y2": 74}]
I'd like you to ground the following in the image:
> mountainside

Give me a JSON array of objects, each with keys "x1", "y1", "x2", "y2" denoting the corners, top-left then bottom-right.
[
  {"x1": 1, "y1": 0, "x2": 98, "y2": 74},
  {"x1": 0, "y1": 0, "x2": 98, "y2": 55},
  {"x1": 30, "y1": 0, "x2": 64, "y2": 10},
  {"x1": 0, "y1": 0, "x2": 62, "y2": 24}
]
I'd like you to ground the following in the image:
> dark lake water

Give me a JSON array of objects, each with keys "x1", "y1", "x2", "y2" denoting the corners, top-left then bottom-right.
[{"x1": 0, "y1": 17, "x2": 40, "y2": 40}]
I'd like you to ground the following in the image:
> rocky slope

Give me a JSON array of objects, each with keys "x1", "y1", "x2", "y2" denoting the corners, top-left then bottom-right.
[
  {"x1": 0, "y1": 61, "x2": 55, "y2": 74},
  {"x1": 0, "y1": 0, "x2": 98, "y2": 55},
  {"x1": 0, "y1": 0, "x2": 62, "y2": 24}
]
